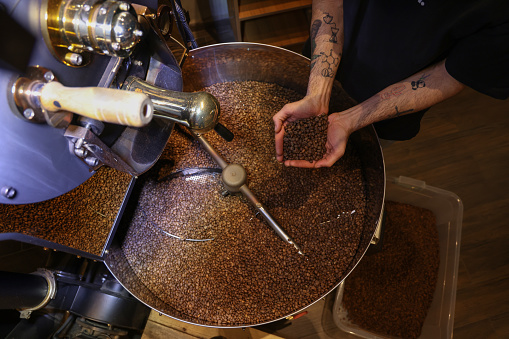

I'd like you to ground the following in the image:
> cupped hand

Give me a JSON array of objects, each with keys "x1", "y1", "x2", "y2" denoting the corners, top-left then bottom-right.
[
  {"x1": 273, "y1": 96, "x2": 324, "y2": 162},
  {"x1": 283, "y1": 112, "x2": 353, "y2": 168}
]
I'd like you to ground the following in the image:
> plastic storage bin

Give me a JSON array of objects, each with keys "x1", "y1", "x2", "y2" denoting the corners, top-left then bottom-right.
[{"x1": 333, "y1": 176, "x2": 463, "y2": 339}]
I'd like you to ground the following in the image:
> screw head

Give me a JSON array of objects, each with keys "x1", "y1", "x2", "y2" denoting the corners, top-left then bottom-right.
[
  {"x1": 118, "y1": 2, "x2": 130, "y2": 11},
  {"x1": 1, "y1": 186, "x2": 16, "y2": 199},
  {"x1": 23, "y1": 108, "x2": 35, "y2": 120},
  {"x1": 43, "y1": 71, "x2": 54, "y2": 82},
  {"x1": 65, "y1": 53, "x2": 83, "y2": 66}
]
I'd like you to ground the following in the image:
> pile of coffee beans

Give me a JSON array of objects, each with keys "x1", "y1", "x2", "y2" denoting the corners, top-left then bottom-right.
[
  {"x1": 0, "y1": 168, "x2": 132, "y2": 255},
  {"x1": 120, "y1": 80, "x2": 379, "y2": 326},
  {"x1": 341, "y1": 201, "x2": 440, "y2": 339},
  {"x1": 283, "y1": 113, "x2": 328, "y2": 161}
]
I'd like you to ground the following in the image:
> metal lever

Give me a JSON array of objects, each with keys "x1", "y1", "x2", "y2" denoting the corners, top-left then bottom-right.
[
  {"x1": 12, "y1": 67, "x2": 153, "y2": 128},
  {"x1": 123, "y1": 76, "x2": 220, "y2": 133},
  {"x1": 190, "y1": 130, "x2": 305, "y2": 256}
]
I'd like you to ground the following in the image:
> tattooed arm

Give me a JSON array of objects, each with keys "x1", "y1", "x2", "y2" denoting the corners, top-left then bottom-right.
[
  {"x1": 274, "y1": 0, "x2": 343, "y2": 162},
  {"x1": 312, "y1": 60, "x2": 465, "y2": 168},
  {"x1": 307, "y1": 0, "x2": 344, "y2": 111}
]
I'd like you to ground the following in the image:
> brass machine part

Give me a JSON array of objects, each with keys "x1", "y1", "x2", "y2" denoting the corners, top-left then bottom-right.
[
  {"x1": 41, "y1": 0, "x2": 143, "y2": 66},
  {"x1": 123, "y1": 76, "x2": 220, "y2": 133}
]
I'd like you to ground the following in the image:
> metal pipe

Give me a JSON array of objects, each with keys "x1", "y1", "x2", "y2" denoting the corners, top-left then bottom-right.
[{"x1": 0, "y1": 271, "x2": 48, "y2": 309}]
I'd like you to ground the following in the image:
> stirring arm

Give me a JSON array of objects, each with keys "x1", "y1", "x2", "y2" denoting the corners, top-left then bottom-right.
[{"x1": 191, "y1": 130, "x2": 305, "y2": 255}]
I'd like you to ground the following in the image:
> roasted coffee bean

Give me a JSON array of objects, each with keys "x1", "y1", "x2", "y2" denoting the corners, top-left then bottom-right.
[
  {"x1": 283, "y1": 113, "x2": 328, "y2": 161},
  {"x1": 341, "y1": 201, "x2": 440, "y2": 339}
]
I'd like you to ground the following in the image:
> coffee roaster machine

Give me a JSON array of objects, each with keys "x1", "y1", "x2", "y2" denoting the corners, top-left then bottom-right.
[
  {"x1": 0, "y1": 0, "x2": 209, "y2": 337},
  {"x1": 0, "y1": 0, "x2": 385, "y2": 337}
]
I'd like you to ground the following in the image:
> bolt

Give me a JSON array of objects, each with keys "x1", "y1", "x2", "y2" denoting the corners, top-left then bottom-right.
[
  {"x1": 74, "y1": 147, "x2": 88, "y2": 158},
  {"x1": 43, "y1": 71, "x2": 54, "y2": 82},
  {"x1": 133, "y1": 29, "x2": 143, "y2": 37},
  {"x1": 65, "y1": 53, "x2": 83, "y2": 66},
  {"x1": 84, "y1": 156, "x2": 99, "y2": 167},
  {"x1": 1, "y1": 186, "x2": 16, "y2": 199},
  {"x1": 23, "y1": 108, "x2": 35, "y2": 120},
  {"x1": 74, "y1": 138, "x2": 84, "y2": 149},
  {"x1": 100, "y1": 7, "x2": 107, "y2": 15},
  {"x1": 82, "y1": 4, "x2": 90, "y2": 12},
  {"x1": 133, "y1": 60, "x2": 143, "y2": 66},
  {"x1": 111, "y1": 42, "x2": 120, "y2": 51},
  {"x1": 118, "y1": 2, "x2": 130, "y2": 11}
]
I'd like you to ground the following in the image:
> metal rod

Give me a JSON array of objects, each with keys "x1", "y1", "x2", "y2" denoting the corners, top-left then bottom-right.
[
  {"x1": 192, "y1": 131, "x2": 228, "y2": 169},
  {"x1": 239, "y1": 185, "x2": 304, "y2": 255}
]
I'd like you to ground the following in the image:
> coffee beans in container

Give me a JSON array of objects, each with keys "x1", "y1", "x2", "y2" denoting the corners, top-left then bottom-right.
[
  {"x1": 341, "y1": 201, "x2": 440, "y2": 339},
  {"x1": 0, "y1": 167, "x2": 131, "y2": 255},
  {"x1": 283, "y1": 113, "x2": 328, "y2": 161}
]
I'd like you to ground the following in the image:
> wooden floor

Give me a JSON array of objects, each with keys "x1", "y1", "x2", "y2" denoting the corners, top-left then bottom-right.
[{"x1": 141, "y1": 82, "x2": 509, "y2": 338}]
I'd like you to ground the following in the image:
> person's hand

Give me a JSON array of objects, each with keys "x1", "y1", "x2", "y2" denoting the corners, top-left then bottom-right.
[{"x1": 273, "y1": 96, "x2": 324, "y2": 163}]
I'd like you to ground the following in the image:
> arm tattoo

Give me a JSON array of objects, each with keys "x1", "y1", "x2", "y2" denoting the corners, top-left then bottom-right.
[
  {"x1": 319, "y1": 49, "x2": 340, "y2": 78},
  {"x1": 394, "y1": 106, "x2": 414, "y2": 117},
  {"x1": 323, "y1": 13, "x2": 339, "y2": 43},
  {"x1": 311, "y1": 20, "x2": 321, "y2": 41},
  {"x1": 310, "y1": 20, "x2": 322, "y2": 70},
  {"x1": 310, "y1": 12, "x2": 341, "y2": 74},
  {"x1": 411, "y1": 73, "x2": 430, "y2": 90},
  {"x1": 379, "y1": 84, "x2": 406, "y2": 100}
]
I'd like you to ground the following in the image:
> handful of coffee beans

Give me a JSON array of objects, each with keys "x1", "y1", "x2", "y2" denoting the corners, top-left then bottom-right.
[{"x1": 283, "y1": 113, "x2": 328, "y2": 161}]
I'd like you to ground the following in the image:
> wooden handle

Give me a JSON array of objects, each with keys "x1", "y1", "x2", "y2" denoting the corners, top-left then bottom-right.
[{"x1": 40, "y1": 82, "x2": 153, "y2": 127}]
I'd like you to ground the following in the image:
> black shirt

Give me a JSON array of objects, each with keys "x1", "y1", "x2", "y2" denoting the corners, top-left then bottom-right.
[{"x1": 336, "y1": 0, "x2": 509, "y2": 140}]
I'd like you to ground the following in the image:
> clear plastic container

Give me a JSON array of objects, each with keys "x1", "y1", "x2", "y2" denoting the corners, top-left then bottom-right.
[{"x1": 333, "y1": 176, "x2": 463, "y2": 339}]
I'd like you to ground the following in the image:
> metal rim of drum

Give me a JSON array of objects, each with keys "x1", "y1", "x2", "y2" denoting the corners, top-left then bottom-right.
[{"x1": 105, "y1": 42, "x2": 386, "y2": 328}]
